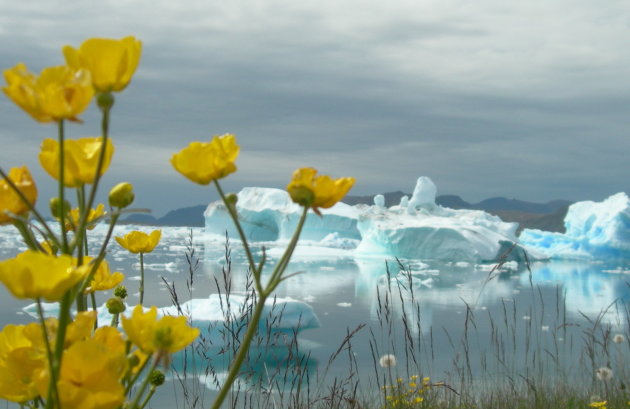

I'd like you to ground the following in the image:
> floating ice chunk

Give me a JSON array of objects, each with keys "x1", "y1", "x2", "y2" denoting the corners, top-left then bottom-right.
[
  {"x1": 408, "y1": 176, "x2": 437, "y2": 210},
  {"x1": 520, "y1": 192, "x2": 630, "y2": 259},
  {"x1": 374, "y1": 194, "x2": 385, "y2": 208}
]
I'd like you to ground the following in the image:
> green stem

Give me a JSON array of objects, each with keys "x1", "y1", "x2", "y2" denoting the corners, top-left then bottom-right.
[
  {"x1": 110, "y1": 312, "x2": 119, "y2": 328},
  {"x1": 77, "y1": 212, "x2": 120, "y2": 297},
  {"x1": 214, "y1": 180, "x2": 262, "y2": 292},
  {"x1": 125, "y1": 353, "x2": 152, "y2": 394},
  {"x1": 57, "y1": 120, "x2": 69, "y2": 254},
  {"x1": 138, "y1": 386, "x2": 157, "y2": 409},
  {"x1": 209, "y1": 293, "x2": 268, "y2": 409},
  {"x1": 36, "y1": 299, "x2": 60, "y2": 409},
  {"x1": 139, "y1": 252, "x2": 145, "y2": 305},
  {"x1": 264, "y1": 206, "x2": 309, "y2": 295},
  {"x1": 74, "y1": 95, "x2": 112, "y2": 254},
  {"x1": 128, "y1": 354, "x2": 160, "y2": 409},
  {"x1": 12, "y1": 219, "x2": 39, "y2": 251},
  {"x1": 0, "y1": 168, "x2": 61, "y2": 250}
]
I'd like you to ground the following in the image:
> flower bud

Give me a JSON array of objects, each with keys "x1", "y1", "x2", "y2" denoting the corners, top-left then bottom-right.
[
  {"x1": 287, "y1": 186, "x2": 315, "y2": 208},
  {"x1": 114, "y1": 285, "x2": 128, "y2": 299},
  {"x1": 109, "y1": 182, "x2": 134, "y2": 208},
  {"x1": 149, "y1": 369, "x2": 166, "y2": 386},
  {"x1": 225, "y1": 193, "x2": 238, "y2": 210},
  {"x1": 49, "y1": 197, "x2": 70, "y2": 218},
  {"x1": 106, "y1": 297, "x2": 126, "y2": 314},
  {"x1": 97, "y1": 92, "x2": 115, "y2": 111}
]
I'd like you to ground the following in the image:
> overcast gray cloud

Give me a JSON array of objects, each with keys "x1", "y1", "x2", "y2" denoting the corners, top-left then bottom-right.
[{"x1": 1, "y1": 0, "x2": 630, "y2": 216}]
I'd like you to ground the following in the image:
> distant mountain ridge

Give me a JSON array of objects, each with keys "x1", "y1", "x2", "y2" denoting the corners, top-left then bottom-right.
[
  {"x1": 122, "y1": 193, "x2": 573, "y2": 233},
  {"x1": 344, "y1": 192, "x2": 571, "y2": 214}
]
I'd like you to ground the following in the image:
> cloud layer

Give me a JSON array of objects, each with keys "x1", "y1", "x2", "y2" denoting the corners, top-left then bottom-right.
[{"x1": 2, "y1": 0, "x2": 629, "y2": 215}]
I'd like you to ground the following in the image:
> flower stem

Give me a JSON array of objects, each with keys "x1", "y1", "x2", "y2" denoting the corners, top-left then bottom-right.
[
  {"x1": 214, "y1": 180, "x2": 262, "y2": 292},
  {"x1": 74, "y1": 94, "x2": 112, "y2": 253},
  {"x1": 139, "y1": 252, "x2": 145, "y2": 305},
  {"x1": 209, "y1": 292, "x2": 268, "y2": 409},
  {"x1": 128, "y1": 353, "x2": 160, "y2": 409},
  {"x1": 36, "y1": 299, "x2": 60, "y2": 409},
  {"x1": 57, "y1": 120, "x2": 69, "y2": 254},
  {"x1": 264, "y1": 206, "x2": 308, "y2": 295},
  {"x1": 0, "y1": 167, "x2": 60, "y2": 249}
]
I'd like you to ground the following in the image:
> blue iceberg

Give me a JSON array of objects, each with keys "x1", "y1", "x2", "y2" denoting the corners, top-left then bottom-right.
[{"x1": 520, "y1": 193, "x2": 630, "y2": 259}]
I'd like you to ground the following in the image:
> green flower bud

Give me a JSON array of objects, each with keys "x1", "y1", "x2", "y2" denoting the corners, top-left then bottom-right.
[
  {"x1": 114, "y1": 285, "x2": 128, "y2": 299},
  {"x1": 225, "y1": 193, "x2": 238, "y2": 206},
  {"x1": 49, "y1": 197, "x2": 70, "y2": 218},
  {"x1": 106, "y1": 297, "x2": 126, "y2": 314},
  {"x1": 109, "y1": 182, "x2": 135, "y2": 208},
  {"x1": 97, "y1": 92, "x2": 115, "y2": 111},
  {"x1": 149, "y1": 369, "x2": 166, "y2": 386}
]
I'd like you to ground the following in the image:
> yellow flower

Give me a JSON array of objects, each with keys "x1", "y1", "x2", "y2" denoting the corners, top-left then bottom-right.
[
  {"x1": 0, "y1": 166, "x2": 37, "y2": 225},
  {"x1": 590, "y1": 402, "x2": 608, "y2": 408},
  {"x1": 3, "y1": 63, "x2": 93, "y2": 123},
  {"x1": 63, "y1": 36, "x2": 142, "y2": 93},
  {"x1": 115, "y1": 230, "x2": 161, "y2": 254},
  {"x1": 63, "y1": 312, "x2": 97, "y2": 347},
  {"x1": 81, "y1": 258, "x2": 125, "y2": 293},
  {"x1": 0, "y1": 323, "x2": 46, "y2": 402},
  {"x1": 171, "y1": 134, "x2": 239, "y2": 185},
  {"x1": 287, "y1": 167, "x2": 355, "y2": 212},
  {"x1": 37, "y1": 338, "x2": 126, "y2": 409},
  {"x1": 39, "y1": 137, "x2": 114, "y2": 187},
  {"x1": 122, "y1": 305, "x2": 199, "y2": 354},
  {"x1": 62, "y1": 204, "x2": 106, "y2": 232},
  {"x1": 0, "y1": 250, "x2": 86, "y2": 301}
]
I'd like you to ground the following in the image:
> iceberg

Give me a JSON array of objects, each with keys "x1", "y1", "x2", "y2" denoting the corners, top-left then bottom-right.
[
  {"x1": 205, "y1": 177, "x2": 531, "y2": 262},
  {"x1": 519, "y1": 193, "x2": 630, "y2": 259},
  {"x1": 204, "y1": 187, "x2": 360, "y2": 242}
]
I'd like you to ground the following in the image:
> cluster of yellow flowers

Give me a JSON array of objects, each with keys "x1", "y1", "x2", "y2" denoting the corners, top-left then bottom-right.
[
  {"x1": 381, "y1": 375, "x2": 432, "y2": 408},
  {"x1": 0, "y1": 34, "x2": 356, "y2": 409}
]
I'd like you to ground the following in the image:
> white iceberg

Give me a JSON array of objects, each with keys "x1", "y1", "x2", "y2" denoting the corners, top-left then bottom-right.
[
  {"x1": 520, "y1": 192, "x2": 630, "y2": 259},
  {"x1": 205, "y1": 177, "x2": 531, "y2": 262},
  {"x1": 204, "y1": 187, "x2": 360, "y2": 242}
]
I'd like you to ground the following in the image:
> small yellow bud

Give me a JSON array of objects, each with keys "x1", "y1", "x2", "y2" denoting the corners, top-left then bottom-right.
[{"x1": 109, "y1": 182, "x2": 134, "y2": 208}]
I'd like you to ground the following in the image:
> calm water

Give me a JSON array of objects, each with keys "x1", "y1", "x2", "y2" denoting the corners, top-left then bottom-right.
[{"x1": 1, "y1": 224, "x2": 630, "y2": 408}]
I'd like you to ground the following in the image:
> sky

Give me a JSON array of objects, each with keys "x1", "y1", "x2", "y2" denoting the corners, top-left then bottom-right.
[{"x1": 1, "y1": 0, "x2": 630, "y2": 217}]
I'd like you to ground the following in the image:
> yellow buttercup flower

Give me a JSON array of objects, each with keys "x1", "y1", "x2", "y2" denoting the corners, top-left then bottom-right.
[
  {"x1": 0, "y1": 166, "x2": 37, "y2": 225},
  {"x1": 63, "y1": 36, "x2": 142, "y2": 93},
  {"x1": 62, "y1": 203, "x2": 106, "y2": 232},
  {"x1": 81, "y1": 258, "x2": 125, "y2": 293},
  {"x1": 121, "y1": 305, "x2": 199, "y2": 354},
  {"x1": 287, "y1": 167, "x2": 355, "y2": 212},
  {"x1": 63, "y1": 312, "x2": 97, "y2": 347},
  {"x1": 0, "y1": 250, "x2": 86, "y2": 301},
  {"x1": 3, "y1": 63, "x2": 93, "y2": 123},
  {"x1": 115, "y1": 230, "x2": 161, "y2": 254},
  {"x1": 39, "y1": 137, "x2": 114, "y2": 187},
  {"x1": 36, "y1": 338, "x2": 126, "y2": 409},
  {"x1": 0, "y1": 324, "x2": 46, "y2": 402},
  {"x1": 171, "y1": 134, "x2": 239, "y2": 185}
]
